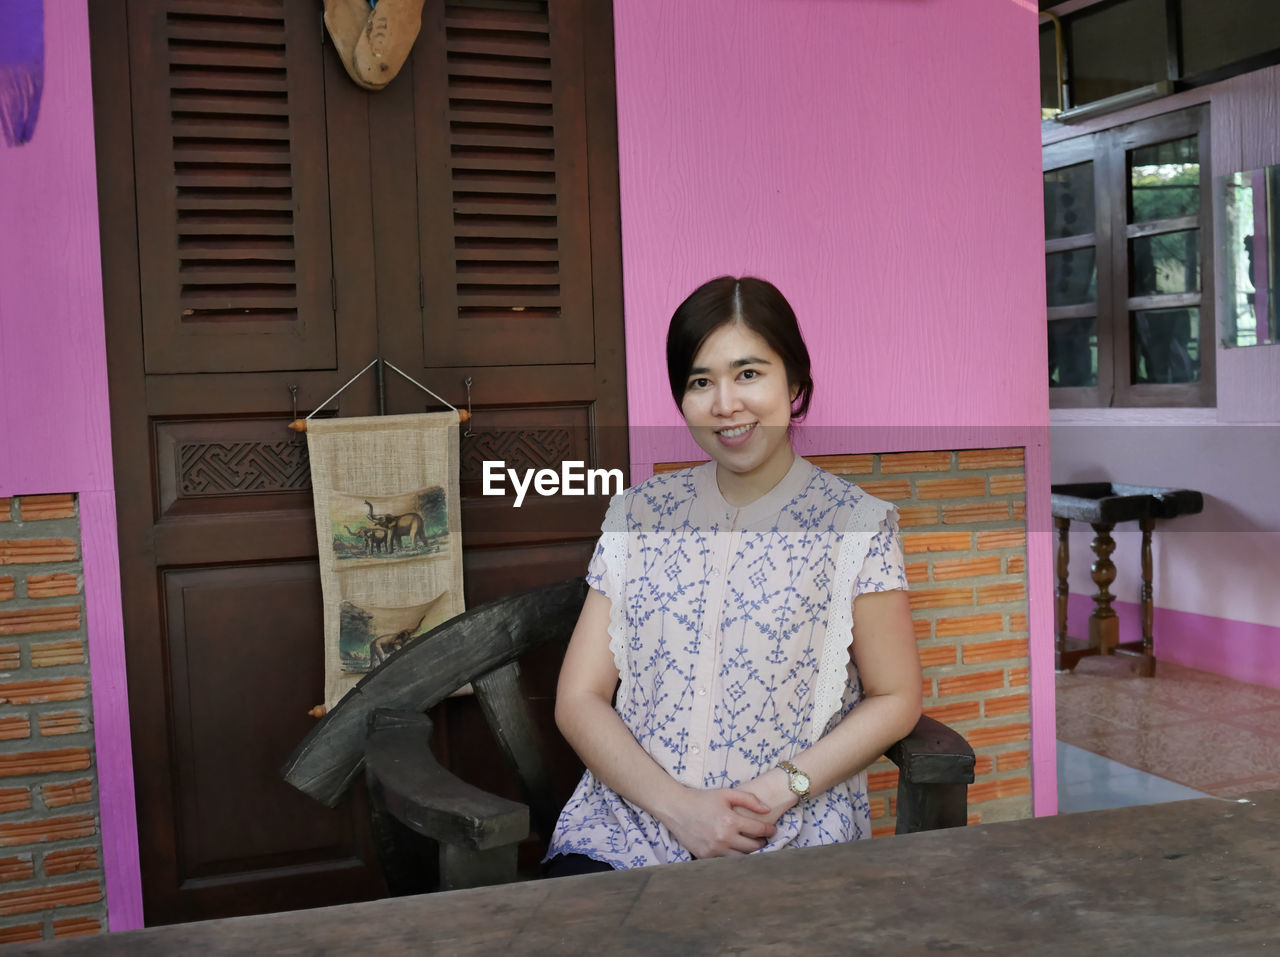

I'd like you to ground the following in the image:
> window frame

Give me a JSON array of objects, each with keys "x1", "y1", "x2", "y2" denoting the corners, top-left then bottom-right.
[{"x1": 1044, "y1": 105, "x2": 1215, "y2": 408}]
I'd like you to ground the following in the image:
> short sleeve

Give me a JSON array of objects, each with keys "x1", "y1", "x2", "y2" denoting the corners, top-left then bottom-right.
[
  {"x1": 585, "y1": 493, "x2": 626, "y2": 604},
  {"x1": 853, "y1": 511, "x2": 907, "y2": 596}
]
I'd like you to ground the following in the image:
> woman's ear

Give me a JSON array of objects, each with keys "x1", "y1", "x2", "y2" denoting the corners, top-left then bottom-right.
[{"x1": 789, "y1": 383, "x2": 800, "y2": 403}]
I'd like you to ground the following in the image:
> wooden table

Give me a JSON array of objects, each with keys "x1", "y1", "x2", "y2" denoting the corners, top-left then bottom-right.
[{"x1": 19, "y1": 791, "x2": 1280, "y2": 955}]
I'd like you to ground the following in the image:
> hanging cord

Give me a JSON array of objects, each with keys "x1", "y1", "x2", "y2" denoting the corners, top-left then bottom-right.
[{"x1": 287, "y1": 357, "x2": 470, "y2": 432}]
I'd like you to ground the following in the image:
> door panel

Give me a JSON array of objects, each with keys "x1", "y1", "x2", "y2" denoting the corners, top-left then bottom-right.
[{"x1": 92, "y1": 0, "x2": 626, "y2": 926}]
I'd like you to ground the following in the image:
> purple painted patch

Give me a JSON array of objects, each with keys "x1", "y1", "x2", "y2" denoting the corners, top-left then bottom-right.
[{"x1": 0, "y1": 0, "x2": 44, "y2": 147}]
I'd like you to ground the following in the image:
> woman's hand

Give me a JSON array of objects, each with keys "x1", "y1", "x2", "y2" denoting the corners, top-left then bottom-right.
[
  {"x1": 660, "y1": 786, "x2": 777, "y2": 859},
  {"x1": 737, "y1": 767, "x2": 800, "y2": 826}
]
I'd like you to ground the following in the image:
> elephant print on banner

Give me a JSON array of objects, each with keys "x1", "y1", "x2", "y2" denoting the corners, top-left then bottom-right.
[{"x1": 329, "y1": 488, "x2": 449, "y2": 562}]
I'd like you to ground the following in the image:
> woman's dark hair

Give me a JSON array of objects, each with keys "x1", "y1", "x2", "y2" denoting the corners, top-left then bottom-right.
[{"x1": 666, "y1": 276, "x2": 813, "y2": 419}]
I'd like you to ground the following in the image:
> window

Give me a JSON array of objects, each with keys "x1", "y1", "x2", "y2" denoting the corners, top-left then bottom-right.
[{"x1": 1043, "y1": 106, "x2": 1214, "y2": 407}]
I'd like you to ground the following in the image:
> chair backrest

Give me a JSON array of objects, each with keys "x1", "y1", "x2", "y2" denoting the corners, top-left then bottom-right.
[{"x1": 282, "y1": 576, "x2": 589, "y2": 838}]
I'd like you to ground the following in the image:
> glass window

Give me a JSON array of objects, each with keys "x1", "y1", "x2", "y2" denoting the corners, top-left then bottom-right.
[
  {"x1": 1129, "y1": 137, "x2": 1199, "y2": 221},
  {"x1": 1047, "y1": 249, "x2": 1098, "y2": 307},
  {"x1": 1045, "y1": 163, "x2": 1096, "y2": 238},
  {"x1": 1049, "y1": 317, "x2": 1098, "y2": 388},
  {"x1": 1131, "y1": 307, "x2": 1200, "y2": 383},
  {"x1": 1180, "y1": 0, "x2": 1280, "y2": 77},
  {"x1": 1069, "y1": 0, "x2": 1167, "y2": 106},
  {"x1": 1130, "y1": 230, "x2": 1200, "y2": 296}
]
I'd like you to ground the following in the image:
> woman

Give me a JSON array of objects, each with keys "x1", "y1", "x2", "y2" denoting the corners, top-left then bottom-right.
[{"x1": 545, "y1": 276, "x2": 921, "y2": 876}]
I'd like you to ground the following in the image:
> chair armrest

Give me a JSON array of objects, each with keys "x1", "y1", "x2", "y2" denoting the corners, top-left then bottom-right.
[
  {"x1": 364, "y1": 709, "x2": 529, "y2": 852},
  {"x1": 885, "y1": 714, "x2": 976, "y2": 785}
]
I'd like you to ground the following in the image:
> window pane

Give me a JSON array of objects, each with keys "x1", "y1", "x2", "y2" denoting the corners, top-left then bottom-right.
[
  {"x1": 1130, "y1": 229, "x2": 1200, "y2": 296},
  {"x1": 1130, "y1": 137, "x2": 1199, "y2": 221},
  {"x1": 1046, "y1": 248, "x2": 1097, "y2": 306},
  {"x1": 1131, "y1": 307, "x2": 1200, "y2": 383},
  {"x1": 1041, "y1": 25, "x2": 1060, "y2": 113},
  {"x1": 1069, "y1": 0, "x2": 1166, "y2": 106},
  {"x1": 1180, "y1": 0, "x2": 1280, "y2": 78},
  {"x1": 1049, "y1": 317, "x2": 1098, "y2": 388},
  {"x1": 1044, "y1": 163, "x2": 1095, "y2": 239}
]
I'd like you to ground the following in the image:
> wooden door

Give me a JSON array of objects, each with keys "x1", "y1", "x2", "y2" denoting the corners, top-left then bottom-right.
[{"x1": 90, "y1": 0, "x2": 625, "y2": 925}]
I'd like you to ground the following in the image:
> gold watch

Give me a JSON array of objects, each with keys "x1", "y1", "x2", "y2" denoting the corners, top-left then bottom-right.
[{"x1": 778, "y1": 760, "x2": 811, "y2": 801}]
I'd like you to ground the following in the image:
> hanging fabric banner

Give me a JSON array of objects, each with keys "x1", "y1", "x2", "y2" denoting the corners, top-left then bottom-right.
[{"x1": 305, "y1": 412, "x2": 464, "y2": 710}]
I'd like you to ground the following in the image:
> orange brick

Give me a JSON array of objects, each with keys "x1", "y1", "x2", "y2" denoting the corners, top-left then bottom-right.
[
  {"x1": 978, "y1": 582, "x2": 1026, "y2": 605},
  {"x1": 897, "y1": 506, "x2": 939, "y2": 527},
  {"x1": 26, "y1": 574, "x2": 79, "y2": 599},
  {"x1": 904, "y1": 562, "x2": 929, "y2": 584},
  {"x1": 973, "y1": 755, "x2": 995, "y2": 775},
  {"x1": 0, "y1": 678, "x2": 87, "y2": 705},
  {"x1": 0, "y1": 540, "x2": 77, "y2": 565},
  {"x1": 968, "y1": 776, "x2": 1032, "y2": 803},
  {"x1": 917, "y1": 477, "x2": 986, "y2": 500},
  {"x1": 868, "y1": 797, "x2": 887, "y2": 820},
  {"x1": 0, "y1": 500, "x2": 10, "y2": 522},
  {"x1": 989, "y1": 474, "x2": 1026, "y2": 495},
  {"x1": 943, "y1": 502, "x2": 1010, "y2": 524},
  {"x1": 997, "y1": 750, "x2": 1031, "y2": 771},
  {"x1": 932, "y1": 556, "x2": 1002, "y2": 581},
  {"x1": 0, "y1": 879, "x2": 101, "y2": 916},
  {"x1": 0, "y1": 855, "x2": 33, "y2": 882},
  {"x1": 922, "y1": 677, "x2": 933, "y2": 699},
  {"x1": 957, "y1": 449, "x2": 1023, "y2": 469},
  {"x1": 808, "y1": 454, "x2": 873, "y2": 475},
  {"x1": 0, "y1": 789, "x2": 31, "y2": 814},
  {"x1": 651, "y1": 460, "x2": 701, "y2": 475},
  {"x1": 30, "y1": 641, "x2": 84, "y2": 668},
  {"x1": 985, "y1": 693, "x2": 1031, "y2": 718},
  {"x1": 977, "y1": 529, "x2": 1025, "y2": 550},
  {"x1": 38, "y1": 712, "x2": 88, "y2": 737},
  {"x1": 867, "y1": 769, "x2": 899, "y2": 792},
  {"x1": 967, "y1": 812, "x2": 981, "y2": 826},
  {"x1": 912, "y1": 618, "x2": 930, "y2": 640},
  {"x1": 968, "y1": 723, "x2": 1030, "y2": 747},
  {"x1": 42, "y1": 780, "x2": 93, "y2": 809},
  {"x1": 0, "y1": 645, "x2": 18, "y2": 669},
  {"x1": 0, "y1": 717, "x2": 30, "y2": 742},
  {"x1": 963, "y1": 639, "x2": 1028, "y2": 664},
  {"x1": 918, "y1": 645, "x2": 956, "y2": 668},
  {"x1": 938, "y1": 670, "x2": 1005, "y2": 697},
  {"x1": 0, "y1": 748, "x2": 91, "y2": 780},
  {"x1": 0, "y1": 814, "x2": 96, "y2": 848},
  {"x1": 18, "y1": 495, "x2": 75, "y2": 521},
  {"x1": 858, "y1": 480, "x2": 911, "y2": 500},
  {"x1": 0, "y1": 606, "x2": 80, "y2": 636},
  {"x1": 935, "y1": 614, "x2": 1003, "y2": 637},
  {"x1": 871, "y1": 824, "x2": 896, "y2": 838},
  {"x1": 908, "y1": 587, "x2": 973, "y2": 611},
  {"x1": 43, "y1": 847, "x2": 98, "y2": 876},
  {"x1": 1009, "y1": 666, "x2": 1029, "y2": 687},
  {"x1": 1010, "y1": 613, "x2": 1028, "y2": 631},
  {"x1": 0, "y1": 579, "x2": 11, "y2": 602},
  {"x1": 0, "y1": 923, "x2": 41, "y2": 944},
  {"x1": 53, "y1": 916, "x2": 102, "y2": 938},
  {"x1": 903, "y1": 532, "x2": 971, "y2": 554},
  {"x1": 880, "y1": 451, "x2": 951, "y2": 473},
  {"x1": 1006, "y1": 555, "x2": 1026, "y2": 575},
  {"x1": 924, "y1": 700, "x2": 980, "y2": 723},
  {"x1": 1012, "y1": 502, "x2": 1026, "y2": 521}
]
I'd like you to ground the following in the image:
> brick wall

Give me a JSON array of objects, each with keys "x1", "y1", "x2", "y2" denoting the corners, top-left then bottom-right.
[
  {"x1": 0, "y1": 495, "x2": 107, "y2": 942},
  {"x1": 656, "y1": 447, "x2": 1032, "y2": 833}
]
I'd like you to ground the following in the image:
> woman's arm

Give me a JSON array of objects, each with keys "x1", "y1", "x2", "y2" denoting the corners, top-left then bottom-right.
[
  {"x1": 555, "y1": 588, "x2": 776, "y2": 857},
  {"x1": 742, "y1": 588, "x2": 922, "y2": 817}
]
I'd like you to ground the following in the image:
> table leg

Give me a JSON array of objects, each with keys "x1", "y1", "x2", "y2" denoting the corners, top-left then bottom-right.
[
  {"x1": 1138, "y1": 516, "x2": 1156, "y2": 677},
  {"x1": 1054, "y1": 517, "x2": 1071, "y2": 670},
  {"x1": 1088, "y1": 522, "x2": 1119, "y2": 654}
]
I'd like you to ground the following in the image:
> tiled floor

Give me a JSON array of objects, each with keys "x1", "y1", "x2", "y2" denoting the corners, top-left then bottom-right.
[{"x1": 1056, "y1": 656, "x2": 1280, "y2": 810}]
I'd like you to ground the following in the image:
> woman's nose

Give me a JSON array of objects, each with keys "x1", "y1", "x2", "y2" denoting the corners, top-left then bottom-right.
[{"x1": 710, "y1": 382, "x2": 741, "y2": 416}]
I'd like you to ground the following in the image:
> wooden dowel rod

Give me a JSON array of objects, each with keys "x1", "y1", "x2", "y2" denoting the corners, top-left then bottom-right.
[{"x1": 288, "y1": 409, "x2": 470, "y2": 433}]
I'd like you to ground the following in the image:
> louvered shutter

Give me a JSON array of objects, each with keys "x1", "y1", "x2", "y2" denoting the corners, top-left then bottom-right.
[
  {"x1": 414, "y1": 0, "x2": 594, "y2": 366},
  {"x1": 129, "y1": 0, "x2": 336, "y2": 373}
]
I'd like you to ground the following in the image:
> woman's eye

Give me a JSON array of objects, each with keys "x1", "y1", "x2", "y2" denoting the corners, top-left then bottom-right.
[
  {"x1": 740, "y1": 369, "x2": 758, "y2": 380},
  {"x1": 689, "y1": 377, "x2": 710, "y2": 390}
]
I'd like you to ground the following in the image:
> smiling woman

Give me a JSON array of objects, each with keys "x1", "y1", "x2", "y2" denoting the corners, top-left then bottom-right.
[{"x1": 543, "y1": 276, "x2": 922, "y2": 876}]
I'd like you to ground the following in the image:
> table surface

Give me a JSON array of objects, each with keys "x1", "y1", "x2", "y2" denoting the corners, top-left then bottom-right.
[{"x1": 19, "y1": 790, "x2": 1280, "y2": 956}]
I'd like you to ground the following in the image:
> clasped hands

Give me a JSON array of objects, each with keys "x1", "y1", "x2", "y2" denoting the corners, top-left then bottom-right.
[{"x1": 663, "y1": 767, "x2": 799, "y2": 859}]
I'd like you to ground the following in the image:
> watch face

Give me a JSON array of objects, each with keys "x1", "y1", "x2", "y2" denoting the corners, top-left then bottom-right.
[{"x1": 793, "y1": 772, "x2": 810, "y2": 794}]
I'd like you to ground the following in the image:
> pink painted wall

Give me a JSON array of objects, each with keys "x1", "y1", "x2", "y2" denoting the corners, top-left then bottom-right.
[
  {"x1": 612, "y1": 0, "x2": 1056, "y2": 813},
  {"x1": 0, "y1": 0, "x2": 141, "y2": 931}
]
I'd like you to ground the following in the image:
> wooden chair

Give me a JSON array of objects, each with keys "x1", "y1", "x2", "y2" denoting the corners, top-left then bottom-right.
[{"x1": 282, "y1": 578, "x2": 976, "y2": 894}]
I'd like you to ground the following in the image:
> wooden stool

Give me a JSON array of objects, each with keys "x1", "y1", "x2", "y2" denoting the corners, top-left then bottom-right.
[{"x1": 1051, "y1": 483, "x2": 1203, "y2": 678}]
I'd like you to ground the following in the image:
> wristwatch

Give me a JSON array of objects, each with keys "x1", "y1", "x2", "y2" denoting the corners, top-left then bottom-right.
[{"x1": 777, "y1": 759, "x2": 811, "y2": 801}]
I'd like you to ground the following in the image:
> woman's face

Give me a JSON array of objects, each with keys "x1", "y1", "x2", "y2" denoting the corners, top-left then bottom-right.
[{"x1": 680, "y1": 321, "x2": 798, "y2": 494}]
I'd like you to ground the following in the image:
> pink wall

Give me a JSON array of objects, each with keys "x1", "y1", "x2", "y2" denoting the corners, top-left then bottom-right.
[
  {"x1": 0, "y1": 0, "x2": 141, "y2": 931},
  {"x1": 612, "y1": 0, "x2": 1057, "y2": 813}
]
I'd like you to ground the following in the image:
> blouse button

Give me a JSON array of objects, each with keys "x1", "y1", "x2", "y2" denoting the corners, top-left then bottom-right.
[
  {"x1": 697, "y1": 688, "x2": 707, "y2": 697},
  {"x1": 689, "y1": 745, "x2": 700, "y2": 755}
]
